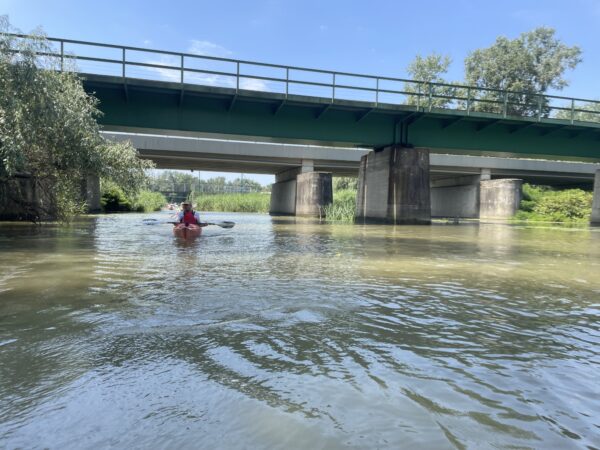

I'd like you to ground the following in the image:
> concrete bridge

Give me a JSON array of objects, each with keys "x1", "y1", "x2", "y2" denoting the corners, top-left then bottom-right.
[
  {"x1": 102, "y1": 131, "x2": 600, "y2": 220},
  {"x1": 35, "y1": 35, "x2": 600, "y2": 223}
]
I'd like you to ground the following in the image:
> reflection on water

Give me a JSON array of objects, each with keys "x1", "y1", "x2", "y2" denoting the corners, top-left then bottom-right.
[{"x1": 0, "y1": 213, "x2": 599, "y2": 448}]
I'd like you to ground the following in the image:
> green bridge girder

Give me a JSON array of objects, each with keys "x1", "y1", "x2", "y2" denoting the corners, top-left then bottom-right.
[{"x1": 84, "y1": 75, "x2": 600, "y2": 162}]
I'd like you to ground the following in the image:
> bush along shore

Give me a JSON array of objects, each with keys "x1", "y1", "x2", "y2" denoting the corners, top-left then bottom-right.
[
  {"x1": 101, "y1": 182, "x2": 167, "y2": 213},
  {"x1": 514, "y1": 184, "x2": 593, "y2": 223}
]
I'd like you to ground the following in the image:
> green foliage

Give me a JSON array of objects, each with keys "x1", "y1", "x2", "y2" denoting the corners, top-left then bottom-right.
[
  {"x1": 464, "y1": 27, "x2": 581, "y2": 116},
  {"x1": 404, "y1": 53, "x2": 460, "y2": 109},
  {"x1": 555, "y1": 100, "x2": 600, "y2": 123},
  {"x1": 133, "y1": 190, "x2": 167, "y2": 212},
  {"x1": 0, "y1": 17, "x2": 153, "y2": 221},
  {"x1": 516, "y1": 184, "x2": 592, "y2": 222},
  {"x1": 323, "y1": 189, "x2": 356, "y2": 222},
  {"x1": 101, "y1": 181, "x2": 132, "y2": 212},
  {"x1": 147, "y1": 171, "x2": 266, "y2": 197},
  {"x1": 333, "y1": 177, "x2": 358, "y2": 191},
  {"x1": 193, "y1": 193, "x2": 270, "y2": 213}
]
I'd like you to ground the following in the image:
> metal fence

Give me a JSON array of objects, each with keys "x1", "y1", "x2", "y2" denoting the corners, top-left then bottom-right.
[{"x1": 7, "y1": 33, "x2": 600, "y2": 125}]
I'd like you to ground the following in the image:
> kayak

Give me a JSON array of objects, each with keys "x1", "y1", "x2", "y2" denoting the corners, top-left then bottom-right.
[{"x1": 173, "y1": 223, "x2": 202, "y2": 239}]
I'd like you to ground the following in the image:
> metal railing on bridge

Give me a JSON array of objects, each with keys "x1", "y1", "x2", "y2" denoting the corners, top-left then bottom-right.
[{"x1": 6, "y1": 33, "x2": 600, "y2": 125}]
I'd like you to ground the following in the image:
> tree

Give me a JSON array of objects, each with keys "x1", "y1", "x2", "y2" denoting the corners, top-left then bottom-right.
[
  {"x1": 0, "y1": 17, "x2": 153, "y2": 221},
  {"x1": 555, "y1": 100, "x2": 600, "y2": 123},
  {"x1": 404, "y1": 53, "x2": 459, "y2": 109},
  {"x1": 464, "y1": 27, "x2": 582, "y2": 117},
  {"x1": 333, "y1": 176, "x2": 358, "y2": 191}
]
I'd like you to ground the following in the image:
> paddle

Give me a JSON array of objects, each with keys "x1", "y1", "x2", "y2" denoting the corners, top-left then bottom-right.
[{"x1": 143, "y1": 218, "x2": 235, "y2": 229}]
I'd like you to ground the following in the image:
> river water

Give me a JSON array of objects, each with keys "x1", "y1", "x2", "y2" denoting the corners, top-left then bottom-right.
[{"x1": 0, "y1": 212, "x2": 599, "y2": 449}]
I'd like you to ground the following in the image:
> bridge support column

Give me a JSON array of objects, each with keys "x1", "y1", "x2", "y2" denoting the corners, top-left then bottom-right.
[
  {"x1": 295, "y1": 172, "x2": 332, "y2": 216},
  {"x1": 479, "y1": 178, "x2": 522, "y2": 220},
  {"x1": 270, "y1": 161, "x2": 332, "y2": 217},
  {"x1": 592, "y1": 170, "x2": 600, "y2": 225},
  {"x1": 431, "y1": 174, "x2": 482, "y2": 219},
  {"x1": 356, "y1": 146, "x2": 431, "y2": 224},
  {"x1": 82, "y1": 174, "x2": 101, "y2": 213}
]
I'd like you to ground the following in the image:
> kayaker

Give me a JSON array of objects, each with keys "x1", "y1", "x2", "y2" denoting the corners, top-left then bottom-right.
[{"x1": 177, "y1": 201, "x2": 201, "y2": 225}]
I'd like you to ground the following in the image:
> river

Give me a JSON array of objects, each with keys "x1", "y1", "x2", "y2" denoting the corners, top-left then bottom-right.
[{"x1": 1, "y1": 212, "x2": 599, "y2": 449}]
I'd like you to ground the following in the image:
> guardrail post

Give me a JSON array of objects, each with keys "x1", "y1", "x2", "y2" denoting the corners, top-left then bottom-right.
[
  {"x1": 503, "y1": 91, "x2": 508, "y2": 117},
  {"x1": 285, "y1": 67, "x2": 289, "y2": 99},
  {"x1": 180, "y1": 54, "x2": 184, "y2": 84},
  {"x1": 417, "y1": 84, "x2": 421, "y2": 110},
  {"x1": 375, "y1": 77, "x2": 379, "y2": 106},
  {"x1": 60, "y1": 41, "x2": 64, "y2": 72},
  {"x1": 428, "y1": 83, "x2": 433, "y2": 111},
  {"x1": 537, "y1": 94, "x2": 543, "y2": 121},
  {"x1": 332, "y1": 73, "x2": 336, "y2": 102},
  {"x1": 122, "y1": 48, "x2": 126, "y2": 78},
  {"x1": 570, "y1": 98, "x2": 575, "y2": 124},
  {"x1": 236, "y1": 62, "x2": 240, "y2": 93},
  {"x1": 467, "y1": 87, "x2": 471, "y2": 115}
]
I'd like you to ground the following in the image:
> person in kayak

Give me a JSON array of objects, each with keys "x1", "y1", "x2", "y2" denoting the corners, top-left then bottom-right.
[{"x1": 177, "y1": 201, "x2": 202, "y2": 225}]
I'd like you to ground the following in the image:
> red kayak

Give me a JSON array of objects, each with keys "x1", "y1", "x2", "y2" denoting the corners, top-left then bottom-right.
[{"x1": 173, "y1": 223, "x2": 202, "y2": 239}]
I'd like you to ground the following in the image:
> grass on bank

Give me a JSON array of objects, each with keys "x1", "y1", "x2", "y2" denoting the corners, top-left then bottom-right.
[
  {"x1": 193, "y1": 193, "x2": 270, "y2": 213},
  {"x1": 323, "y1": 189, "x2": 357, "y2": 223}
]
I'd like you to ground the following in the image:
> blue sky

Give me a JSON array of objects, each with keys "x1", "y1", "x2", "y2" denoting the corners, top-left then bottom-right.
[{"x1": 3, "y1": 0, "x2": 599, "y2": 184}]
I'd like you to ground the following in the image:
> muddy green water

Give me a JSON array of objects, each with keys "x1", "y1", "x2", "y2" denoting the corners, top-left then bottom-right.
[{"x1": 0, "y1": 213, "x2": 599, "y2": 449}]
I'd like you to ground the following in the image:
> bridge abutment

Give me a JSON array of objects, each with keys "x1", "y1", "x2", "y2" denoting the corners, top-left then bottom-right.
[
  {"x1": 356, "y1": 146, "x2": 431, "y2": 224},
  {"x1": 592, "y1": 170, "x2": 600, "y2": 225}
]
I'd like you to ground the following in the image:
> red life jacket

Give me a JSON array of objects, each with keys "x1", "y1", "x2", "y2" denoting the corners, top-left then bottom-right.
[{"x1": 181, "y1": 210, "x2": 198, "y2": 225}]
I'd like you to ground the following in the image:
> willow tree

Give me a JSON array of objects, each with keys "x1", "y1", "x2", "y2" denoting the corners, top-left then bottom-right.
[
  {"x1": 0, "y1": 17, "x2": 153, "y2": 221},
  {"x1": 464, "y1": 27, "x2": 582, "y2": 116}
]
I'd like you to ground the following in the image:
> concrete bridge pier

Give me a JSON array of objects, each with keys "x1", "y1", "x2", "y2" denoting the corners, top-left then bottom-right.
[
  {"x1": 592, "y1": 170, "x2": 600, "y2": 225},
  {"x1": 82, "y1": 174, "x2": 102, "y2": 213},
  {"x1": 269, "y1": 160, "x2": 333, "y2": 217},
  {"x1": 431, "y1": 169, "x2": 523, "y2": 220},
  {"x1": 479, "y1": 178, "x2": 523, "y2": 220},
  {"x1": 356, "y1": 146, "x2": 431, "y2": 224},
  {"x1": 431, "y1": 171, "x2": 488, "y2": 219}
]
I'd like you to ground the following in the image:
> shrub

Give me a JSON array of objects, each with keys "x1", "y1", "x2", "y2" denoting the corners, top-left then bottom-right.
[
  {"x1": 516, "y1": 183, "x2": 592, "y2": 222},
  {"x1": 533, "y1": 189, "x2": 592, "y2": 222},
  {"x1": 133, "y1": 190, "x2": 167, "y2": 212},
  {"x1": 101, "y1": 182, "x2": 133, "y2": 212}
]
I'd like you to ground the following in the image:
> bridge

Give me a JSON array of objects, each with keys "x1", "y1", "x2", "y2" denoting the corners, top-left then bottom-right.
[{"x1": 22, "y1": 35, "x2": 600, "y2": 223}]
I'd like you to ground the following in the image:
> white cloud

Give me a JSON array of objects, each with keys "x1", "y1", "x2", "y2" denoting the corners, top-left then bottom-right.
[
  {"x1": 240, "y1": 78, "x2": 269, "y2": 91},
  {"x1": 188, "y1": 40, "x2": 233, "y2": 58},
  {"x1": 136, "y1": 39, "x2": 269, "y2": 92}
]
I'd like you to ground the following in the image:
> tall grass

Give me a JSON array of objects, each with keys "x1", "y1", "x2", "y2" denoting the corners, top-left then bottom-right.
[
  {"x1": 193, "y1": 193, "x2": 270, "y2": 213},
  {"x1": 323, "y1": 189, "x2": 356, "y2": 222}
]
